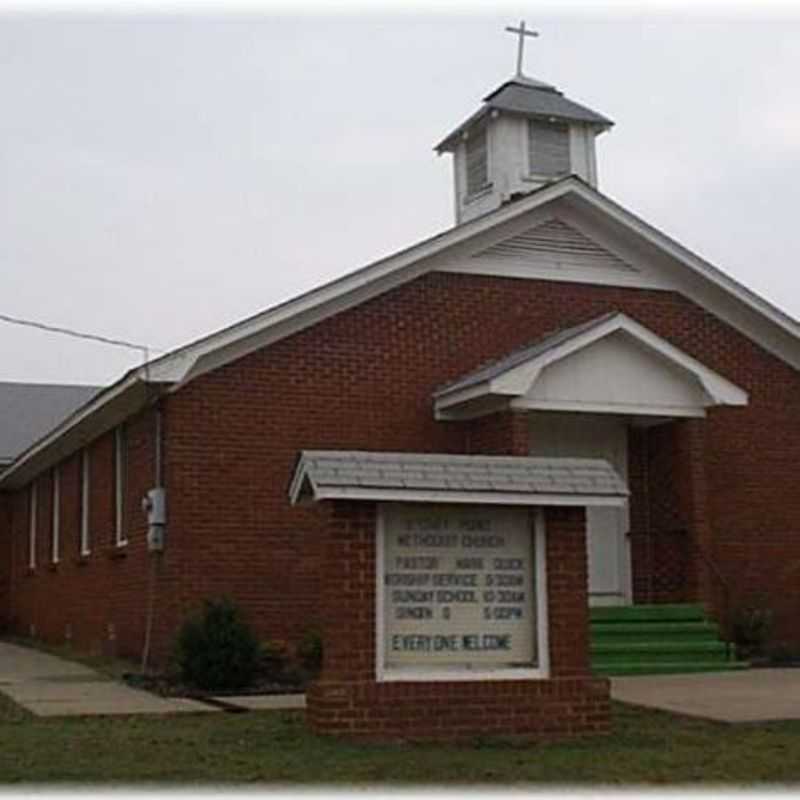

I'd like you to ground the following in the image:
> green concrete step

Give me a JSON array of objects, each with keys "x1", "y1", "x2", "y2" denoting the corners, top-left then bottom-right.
[
  {"x1": 595, "y1": 660, "x2": 749, "y2": 677},
  {"x1": 591, "y1": 621, "x2": 720, "y2": 641},
  {"x1": 592, "y1": 640, "x2": 729, "y2": 660},
  {"x1": 590, "y1": 604, "x2": 707, "y2": 623},
  {"x1": 589, "y1": 603, "x2": 742, "y2": 677}
]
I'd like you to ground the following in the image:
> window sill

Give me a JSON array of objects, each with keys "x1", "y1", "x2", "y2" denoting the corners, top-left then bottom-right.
[
  {"x1": 377, "y1": 666, "x2": 548, "y2": 683},
  {"x1": 463, "y1": 183, "x2": 493, "y2": 205},
  {"x1": 108, "y1": 545, "x2": 128, "y2": 560},
  {"x1": 522, "y1": 172, "x2": 569, "y2": 184}
]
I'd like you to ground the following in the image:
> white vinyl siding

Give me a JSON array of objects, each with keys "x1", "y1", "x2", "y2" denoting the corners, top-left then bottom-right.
[
  {"x1": 80, "y1": 450, "x2": 90, "y2": 556},
  {"x1": 28, "y1": 482, "x2": 37, "y2": 570},
  {"x1": 465, "y1": 126, "x2": 488, "y2": 196},
  {"x1": 528, "y1": 119, "x2": 570, "y2": 177},
  {"x1": 114, "y1": 427, "x2": 127, "y2": 547},
  {"x1": 51, "y1": 468, "x2": 60, "y2": 564}
]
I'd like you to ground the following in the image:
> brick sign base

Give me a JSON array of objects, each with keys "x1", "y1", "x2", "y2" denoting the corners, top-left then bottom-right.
[{"x1": 307, "y1": 501, "x2": 611, "y2": 742}]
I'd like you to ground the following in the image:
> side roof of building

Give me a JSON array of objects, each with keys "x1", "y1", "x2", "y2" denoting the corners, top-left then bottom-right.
[{"x1": 0, "y1": 382, "x2": 100, "y2": 467}]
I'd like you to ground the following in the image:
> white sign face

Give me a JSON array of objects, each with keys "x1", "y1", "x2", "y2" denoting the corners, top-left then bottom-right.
[{"x1": 382, "y1": 504, "x2": 536, "y2": 670}]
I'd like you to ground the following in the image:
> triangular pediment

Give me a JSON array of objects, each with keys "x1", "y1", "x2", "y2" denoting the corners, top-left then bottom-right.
[
  {"x1": 471, "y1": 218, "x2": 637, "y2": 275},
  {"x1": 434, "y1": 313, "x2": 749, "y2": 421}
]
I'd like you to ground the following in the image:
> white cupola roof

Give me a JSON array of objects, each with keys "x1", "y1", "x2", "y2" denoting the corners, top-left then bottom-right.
[{"x1": 435, "y1": 28, "x2": 613, "y2": 224}]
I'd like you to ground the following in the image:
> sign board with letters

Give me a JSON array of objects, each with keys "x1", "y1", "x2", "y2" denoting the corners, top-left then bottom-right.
[{"x1": 380, "y1": 503, "x2": 539, "y2": 673}]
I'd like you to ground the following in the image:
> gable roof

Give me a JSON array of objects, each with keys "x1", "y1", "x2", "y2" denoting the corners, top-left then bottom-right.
[
  {"x1": 0, "y1": 382, "x2": 100, "y2": 466},
  {"x1": 289, "y1": 450, "x2": 628, "y2": 508},
  {"x1": 2, "y1": 174, "x2": 799, "y2": 489},
  {"x1": 435, "y1": 77, "x2": 613, "y2": 153},
  {"x1": 433, "y1": 312, "x2": 749, "y2": 420},
  {"x1": 436, "y1": 313, "x2": 618, "y2": 397}
]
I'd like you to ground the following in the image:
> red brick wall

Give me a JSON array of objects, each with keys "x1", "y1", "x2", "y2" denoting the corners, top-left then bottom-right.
[
  {"x1": 307, "y1": 501, "x2": 609, "y2": 741},
  {"x1": 4, "y1": 406, "x2": 168, "y2": 663},
  {"x1": 465, "y1": 410, "x2": 530, "y2": 456},
  {"x1": 4, "y1": 270, "x2": 800, "y2": 661},
  {"x1": 629, "y1": 422, "x2": 691, "y2": 604},
  {"x1": 0, "y1": 493, "x2": 10, "y2": 631},
  {"x1": 161, "y1": 272, "x2": 800, "y2": 654}
]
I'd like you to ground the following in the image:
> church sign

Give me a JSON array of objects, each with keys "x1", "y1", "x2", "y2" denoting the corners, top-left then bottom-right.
[{"x1": 377, "y1": 503, "x2": 548, "y2": 679}]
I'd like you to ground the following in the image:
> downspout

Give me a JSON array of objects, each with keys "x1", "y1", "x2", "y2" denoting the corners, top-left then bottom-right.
[{"x1": 140, "y1": 398, "x2": 164, "y2": 673}]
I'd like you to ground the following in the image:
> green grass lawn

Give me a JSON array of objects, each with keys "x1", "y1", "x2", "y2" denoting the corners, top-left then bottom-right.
[{"x1": 1, "y1": 694, "x2": 800, "y2": 785}]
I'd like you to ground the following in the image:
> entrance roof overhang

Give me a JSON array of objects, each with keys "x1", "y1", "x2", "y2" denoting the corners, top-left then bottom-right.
[
  {"x1": 433, "y1": 312, "x2": 749, "y2": 421},
  {"x1": 289, "y1": 450, "x2": 628, "y2": 508}
]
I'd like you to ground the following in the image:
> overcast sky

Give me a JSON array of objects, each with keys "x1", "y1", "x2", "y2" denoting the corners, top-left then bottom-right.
[{"x1": 2, "y1": 7, "x2": 800, "y2": 386}]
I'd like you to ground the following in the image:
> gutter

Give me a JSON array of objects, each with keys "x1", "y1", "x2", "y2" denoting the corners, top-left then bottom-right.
[{"x1": 0, "y1": 368, "x2": 173, "y2": 491}]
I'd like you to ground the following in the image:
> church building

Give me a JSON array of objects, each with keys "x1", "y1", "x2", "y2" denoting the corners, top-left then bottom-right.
[{"x1": 2, "y1": 26, "x2": 800, "y2": 741}]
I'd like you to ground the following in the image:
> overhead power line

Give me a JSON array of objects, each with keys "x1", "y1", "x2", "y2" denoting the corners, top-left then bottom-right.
[{"x1": 0, "y1": 311, "x2": 158, "y2": 363}]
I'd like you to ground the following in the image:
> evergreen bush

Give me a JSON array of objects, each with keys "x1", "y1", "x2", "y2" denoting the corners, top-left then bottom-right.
[{"x1": 176, "y1": 597, "x2": 260, "y2": 691}]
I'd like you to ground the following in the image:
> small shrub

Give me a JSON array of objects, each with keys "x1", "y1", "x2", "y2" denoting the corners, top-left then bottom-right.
[
  {"x1": 258, "y1": 640, "x2": 287, "y2": 682},
  {"x1": 296, "y1": 629, "x2": 323, "y2": 674},
  {"x1": 731, "y1": 598, "x2": 773, "y2": 660},
  {"x1": 176, "y1": 597, "x2": 260, "y2": 691}
]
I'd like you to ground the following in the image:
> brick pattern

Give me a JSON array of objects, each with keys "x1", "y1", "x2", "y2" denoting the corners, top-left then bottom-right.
[
  {"x1": 0, "y1": 494, "x2": 10, "y2": 631},
  {"x1": 628, "y1": 422, "x2": 693, "y2": 604},
  {"x1": 3, "y1": 406, "x2": 165, "y2": 662},
  {"x1": 3, "y1": 271, "x2": 800, "y2": 660},
  {"x1": 465, "y1": 410, "x2": 530, "y2": 456},
  {"x1": 307, "y1": 501, "x2": 610, "y2": 741}
]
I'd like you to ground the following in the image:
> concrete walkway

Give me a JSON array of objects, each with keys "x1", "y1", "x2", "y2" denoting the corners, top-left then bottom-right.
[
  {"x1": 0, "y1": 641, "x2": 217, "y2": 717},
  {"x1": 611, "y1": 668, "x2": 800, "y2": 723}
]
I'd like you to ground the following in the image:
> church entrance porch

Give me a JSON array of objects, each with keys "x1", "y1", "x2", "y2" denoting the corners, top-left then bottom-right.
[
  {"x1": 529, "y1": 411, "x2": 714, "y2": 610},
  {"x1": 435, "y1": 312, "x2": 749, "y2": 624},
  {"x1": 530, "y1": 413, "x2": 631, "y2": 607}
]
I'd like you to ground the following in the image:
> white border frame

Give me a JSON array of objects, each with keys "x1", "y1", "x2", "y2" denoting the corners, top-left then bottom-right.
[
  {"x1": 51, "y1": 467, "x2": 60, "y2": 565},
  {"x1": 375, "y1": 504, "x2": 550, "y2": 683},
  {"x1": 80, "y1": 449, "x2": 91, "y2": 557},
  {"x1": 28, "y1": 481, "x2": 37, "y2": 570},
  {"x1": 114, "y1": 427, "x2": 128, "y2": 548}
]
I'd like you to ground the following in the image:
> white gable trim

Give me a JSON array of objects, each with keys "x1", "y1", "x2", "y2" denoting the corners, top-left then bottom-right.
[
  {"x1": 140, "y1": 176, "x2": 800, "y2": 388},
  {"x1": 439, "y1": 213, "x2": 673, "y2": 292},
  {"x1": 435, "y1": 313, "x2": 748, "y2": 420},
  {"x1": 0, "y1": 175, "x2": 794, "y2": 488},
  {"x1": 295, "y1": 485, "x2": 626, "y2": 508}
]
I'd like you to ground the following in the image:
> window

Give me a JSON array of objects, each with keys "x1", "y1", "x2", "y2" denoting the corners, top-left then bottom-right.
[
  {"x1": 114, "y1": 427, "x2": 127, "y2": 547},
  {"x1": 465, "y1": 125, "x2": 488, "y2": 196},
  {"x1": 28, "y1": 482, "x2": 37, "y2": 570},
  {"x1": 51, "y1": 468, "x2": 60, "y2": 564},
  {"x1": 528, "y1": 119, "x2": 570, "y2": 177},
  {"x1": 80, "y1": 449, "x2": 90, "y2": 556}
]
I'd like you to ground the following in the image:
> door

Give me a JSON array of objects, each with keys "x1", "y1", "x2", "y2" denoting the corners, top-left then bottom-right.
[{"x1": 529, "y1": 413, "x2": 631, "y2": 606}]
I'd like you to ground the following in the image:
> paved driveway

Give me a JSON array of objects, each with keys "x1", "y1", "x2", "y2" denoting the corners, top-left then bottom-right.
[
  {"x1": 611, "y1": 669, "x2": 800, "y2": 723},
  {"x1": 0, "y1": 641, "x2": 215, "y2": 717}
]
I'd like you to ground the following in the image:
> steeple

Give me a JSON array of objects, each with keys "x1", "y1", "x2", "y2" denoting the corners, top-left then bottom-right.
[{"x1": 435, "y1": 24, "x2": 614, "y2": 225}]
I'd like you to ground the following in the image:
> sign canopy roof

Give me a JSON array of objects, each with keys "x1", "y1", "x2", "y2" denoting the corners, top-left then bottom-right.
[{"x1": 289, "y1": 450, "x2": 629, "y2": 508}]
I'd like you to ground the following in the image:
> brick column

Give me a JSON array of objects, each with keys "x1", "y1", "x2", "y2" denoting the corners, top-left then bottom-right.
[
  {"x1": 464, "y1": 410, "x2": 530, "y2": 456},
  {"x1": 307, "y1": 499, "x2": 609, "y2": 742},
  {"x1": 673, "y1": 418, "x2": 715, "y2": 608}
]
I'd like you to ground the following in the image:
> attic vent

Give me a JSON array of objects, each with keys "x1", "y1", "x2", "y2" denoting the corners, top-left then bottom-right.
[
  {"x1": 465, "y1": 126, "x2": 488, "y2": 195},
  {"x1": 473, "y1": 219, "x2": 636, "y2": 273},
  {"x1": 529, "y1": 120, "x2": 570, "y2": 177}
]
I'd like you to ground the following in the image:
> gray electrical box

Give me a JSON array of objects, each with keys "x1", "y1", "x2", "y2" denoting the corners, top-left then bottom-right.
[{"x1": 143, "y1": 487, "x2": 166, "y2": 551}]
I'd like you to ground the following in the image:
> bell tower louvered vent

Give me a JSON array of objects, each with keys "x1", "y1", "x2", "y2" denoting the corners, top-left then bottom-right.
[
  {"x1": 473, "y1": 219, "x2": 636, "y2": 274},
  {"x1": 436, "y1": 74, "x2": 613, "y2": 225}
]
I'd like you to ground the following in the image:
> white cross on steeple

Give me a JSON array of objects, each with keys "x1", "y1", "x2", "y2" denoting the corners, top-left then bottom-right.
[{"x1": 505, "y1": 20, "x2": 539, "y2": 77}]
